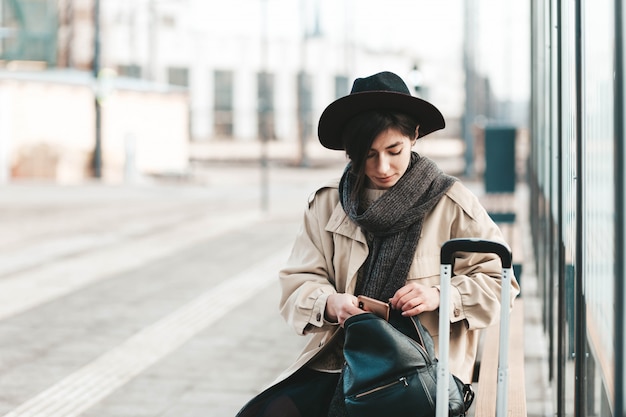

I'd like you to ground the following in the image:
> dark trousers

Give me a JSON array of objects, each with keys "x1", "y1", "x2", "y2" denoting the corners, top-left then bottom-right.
[{"x1": 236, "y1": 368, "x2": 340, "y2": 417}]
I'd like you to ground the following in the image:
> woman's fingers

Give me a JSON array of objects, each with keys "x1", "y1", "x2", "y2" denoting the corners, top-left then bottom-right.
[{"x1": 390, "y1": 283, "x2": 440, "y2": 316}]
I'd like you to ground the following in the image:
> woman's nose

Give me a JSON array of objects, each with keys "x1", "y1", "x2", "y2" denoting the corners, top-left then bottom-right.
[{"x1": 377, "y1": 155, "x2": 390, "y2": 173}]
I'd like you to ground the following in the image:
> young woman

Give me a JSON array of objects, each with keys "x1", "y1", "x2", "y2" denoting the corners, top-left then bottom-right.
[{"x1": 237, "y1": 71, "x2": 519, "y2": 417}]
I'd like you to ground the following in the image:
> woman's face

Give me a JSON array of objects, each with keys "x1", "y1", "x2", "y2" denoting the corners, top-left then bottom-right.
[{"x1": 364, "y1": 128, "x2": 415, "y2": 190}]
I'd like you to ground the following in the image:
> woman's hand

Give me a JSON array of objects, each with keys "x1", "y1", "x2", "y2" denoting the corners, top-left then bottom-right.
[
  {"x1": 325, "y1": 293, "x2": 363, "y2": 326},
  {"x1": 389, "y1": 283, "x2": 440, "y2": 317}
]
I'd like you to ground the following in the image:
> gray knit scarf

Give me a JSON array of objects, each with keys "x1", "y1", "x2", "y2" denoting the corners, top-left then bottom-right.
[
  {"x1": 340, "y1": 152, "x2": 457, "y2": 301},
  {"x1": 328, "y1": 152, "x2": 456, "y2": 417}
]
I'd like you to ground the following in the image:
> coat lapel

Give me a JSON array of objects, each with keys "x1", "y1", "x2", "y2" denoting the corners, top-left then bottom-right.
[{"x1": 325, "y1": 202, "x2": 368, "y2": 294}]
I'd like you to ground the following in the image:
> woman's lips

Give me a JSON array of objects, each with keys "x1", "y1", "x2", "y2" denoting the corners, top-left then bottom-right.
[{"x1": 377, "y1": 175, "x2": 395, "y2": 183}]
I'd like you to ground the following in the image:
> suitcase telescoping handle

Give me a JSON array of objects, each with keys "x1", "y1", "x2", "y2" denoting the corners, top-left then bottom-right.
[{"x1": 436, "y1": 238, "x2": 513, "y2": 417}]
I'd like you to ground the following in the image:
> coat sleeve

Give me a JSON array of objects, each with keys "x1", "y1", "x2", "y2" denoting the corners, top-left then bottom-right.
[
  {"x1": 444, "y1": 192, "x2": 520, "y2": 331},
  {"x1": 278, "y1": 188, "x2": 339, "y2": 336}
]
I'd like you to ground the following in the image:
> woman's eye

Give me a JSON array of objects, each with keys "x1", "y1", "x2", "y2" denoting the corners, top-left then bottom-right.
[{"x1": 390, "y1": 149, "x2": 402, "y2": 156}]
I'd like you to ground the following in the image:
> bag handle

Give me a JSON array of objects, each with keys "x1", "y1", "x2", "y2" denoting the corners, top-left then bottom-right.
[{"x1": 436, "y1": 238, "x2": 513, "y2": 417}]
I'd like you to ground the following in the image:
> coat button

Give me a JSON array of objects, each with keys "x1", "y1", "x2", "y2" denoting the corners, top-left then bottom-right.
[
  {"x1": 454, "y1": 309, "x2": 461, "y2": 317},
  {"x1": 316, "y1": 313, "x2": 322, "y2": 322}
]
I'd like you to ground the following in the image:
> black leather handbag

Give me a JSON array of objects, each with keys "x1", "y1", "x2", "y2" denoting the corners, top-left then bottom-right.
[{"x1": 342, "y1": 311, "x2": 473, "y2": 417}]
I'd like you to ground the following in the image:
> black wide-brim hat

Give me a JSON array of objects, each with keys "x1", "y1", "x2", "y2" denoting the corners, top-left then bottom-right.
[{"x1": 318, "y1": 71, "x2": 445, "y2": 150}]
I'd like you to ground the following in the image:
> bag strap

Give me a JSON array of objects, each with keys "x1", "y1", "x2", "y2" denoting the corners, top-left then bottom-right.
[{"x1": 387, "y1": 311, "x2": 437, "y2": 360}]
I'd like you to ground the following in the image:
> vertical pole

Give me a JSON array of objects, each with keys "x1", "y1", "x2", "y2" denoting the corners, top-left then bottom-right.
[
  {"x1": 573, "y1": 0, "x2": 586, "y2": 415},
  {"x1": 436, "y1": 263, "x2": 451, "y2": 417},
  {"x1": 554, "y1": 1, "x2": 568, "y2": 415},
  {"x1": 260, "y1": 0, "x2": 269, "y2": 212},
  {"x1": 92, "y1": 0, "x2": 102, "y2": 178},
  {"x1": 462, "y1": 0, "x2": 476, "y2": 178},
  {"x1": 613, "y1": 0, "x2": 625, "y2": 414},
  {"x1": 495, "y1": 268, "x2": 512, "y2": 417},
  {"x1": 298, "y1": 0, "x2": 310, "y2": 168}
]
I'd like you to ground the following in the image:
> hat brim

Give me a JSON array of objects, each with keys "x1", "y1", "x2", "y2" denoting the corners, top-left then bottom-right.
[{"x1": 317, "y1": 91, "x2": 445, "y2": 150}]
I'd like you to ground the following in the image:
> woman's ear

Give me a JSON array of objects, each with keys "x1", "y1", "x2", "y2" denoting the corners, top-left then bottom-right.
[{"x1": 412, "y1": 125, "x2": 420, "y2": 145}]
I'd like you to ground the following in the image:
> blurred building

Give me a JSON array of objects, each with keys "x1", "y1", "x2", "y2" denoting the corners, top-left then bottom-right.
[
  {"x1": 0, "y1": 0, "x2": 191, "y2": 182},
  {"x1": 82, "y1": 0, "x2": 462, "y2": 144},
  {"x1": 0, "y1": 0, "x2": 527, "y2": 182},
  {"x1": 0, "y1": 69, "x2": 189, "y2": 182}
]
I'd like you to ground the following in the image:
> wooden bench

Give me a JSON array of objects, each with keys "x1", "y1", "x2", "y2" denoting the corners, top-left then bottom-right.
[
  {"x1": 472, "y1": 191, "x2": 527, "y2": 417},
  {"x1": 473, "y1": 299, "x2": 527, "y2": 417}
]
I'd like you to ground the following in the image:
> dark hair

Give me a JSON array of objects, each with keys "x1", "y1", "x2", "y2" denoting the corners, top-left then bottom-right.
[{"x1": 341, "y1": 110, "x2": 418, "y2": 198}]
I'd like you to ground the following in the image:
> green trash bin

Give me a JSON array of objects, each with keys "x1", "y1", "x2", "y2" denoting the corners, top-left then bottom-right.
[{"x1": 484, "y1": 125, "x2": 516, "y2": 193}]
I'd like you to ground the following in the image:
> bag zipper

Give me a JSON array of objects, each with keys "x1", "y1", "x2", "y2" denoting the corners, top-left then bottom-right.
[{"x1": 354, "y1": 376, "x2": 409, "y2": 398}]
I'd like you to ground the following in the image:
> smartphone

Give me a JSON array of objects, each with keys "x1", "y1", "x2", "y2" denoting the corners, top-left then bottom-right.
[{"x1": 357, "y1": 295, "x2": 390, "y2": 321}]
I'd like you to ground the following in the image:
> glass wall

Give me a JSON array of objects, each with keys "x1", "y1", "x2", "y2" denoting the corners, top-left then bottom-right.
[
  {"x1": 582, "y1": 0, "x2": 615, "y2": 414},
  {"x1": 559, "y1": 1, "x2": 578, "y2": 416},
  {"x1": 530, "y1": 0, "x2": 623, "y2": 416}
]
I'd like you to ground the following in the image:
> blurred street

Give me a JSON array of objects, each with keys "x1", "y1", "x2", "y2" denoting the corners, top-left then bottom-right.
[
  {"x1": 0, "y1": 144, "x2": 550, "y2": 417},
  {"x1": 0, "y1": 159, "x2": 349, "y2": 417}
]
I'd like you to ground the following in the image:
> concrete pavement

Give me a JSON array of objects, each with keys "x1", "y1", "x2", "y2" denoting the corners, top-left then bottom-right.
[
  {"x1": 0, "y1": 163, "x2": 339, "y2": 417},
  {"x1": 0, "y1": 148, "x2": 551, "y2": 416}
]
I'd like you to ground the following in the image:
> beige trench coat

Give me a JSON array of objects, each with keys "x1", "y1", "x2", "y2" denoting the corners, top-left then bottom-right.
[{"x1": 276, "y1": 179, "x2": 520, "y2": 385}]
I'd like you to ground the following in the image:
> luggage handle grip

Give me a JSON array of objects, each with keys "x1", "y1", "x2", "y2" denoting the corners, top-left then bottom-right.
[{"x1": 440, "y1": 238, "x2": 512, "y2": 268}]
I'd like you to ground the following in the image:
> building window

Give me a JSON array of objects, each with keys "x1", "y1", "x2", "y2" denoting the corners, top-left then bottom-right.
[
  {"x1": 257, "y1": 71, "x2": 275, "y2": 141},
  {"x1": 118, "y1": 64, "x2": 142, "y2": 79},
  {"x1": 334, "y1": 75, "x2": 349, "y2": 99},
  {"x1": 297, "y1": 71, "x2": 313, "y2": 140},
  {"x1": 214, "y1": 70, "x2": 233, "y2": 138},
  {"x1": 0, "y1": 0, "x2": 57, "y2": 64},
  {"x1": 168, "y1": 67, "x2": 189, "y2": 87}
]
